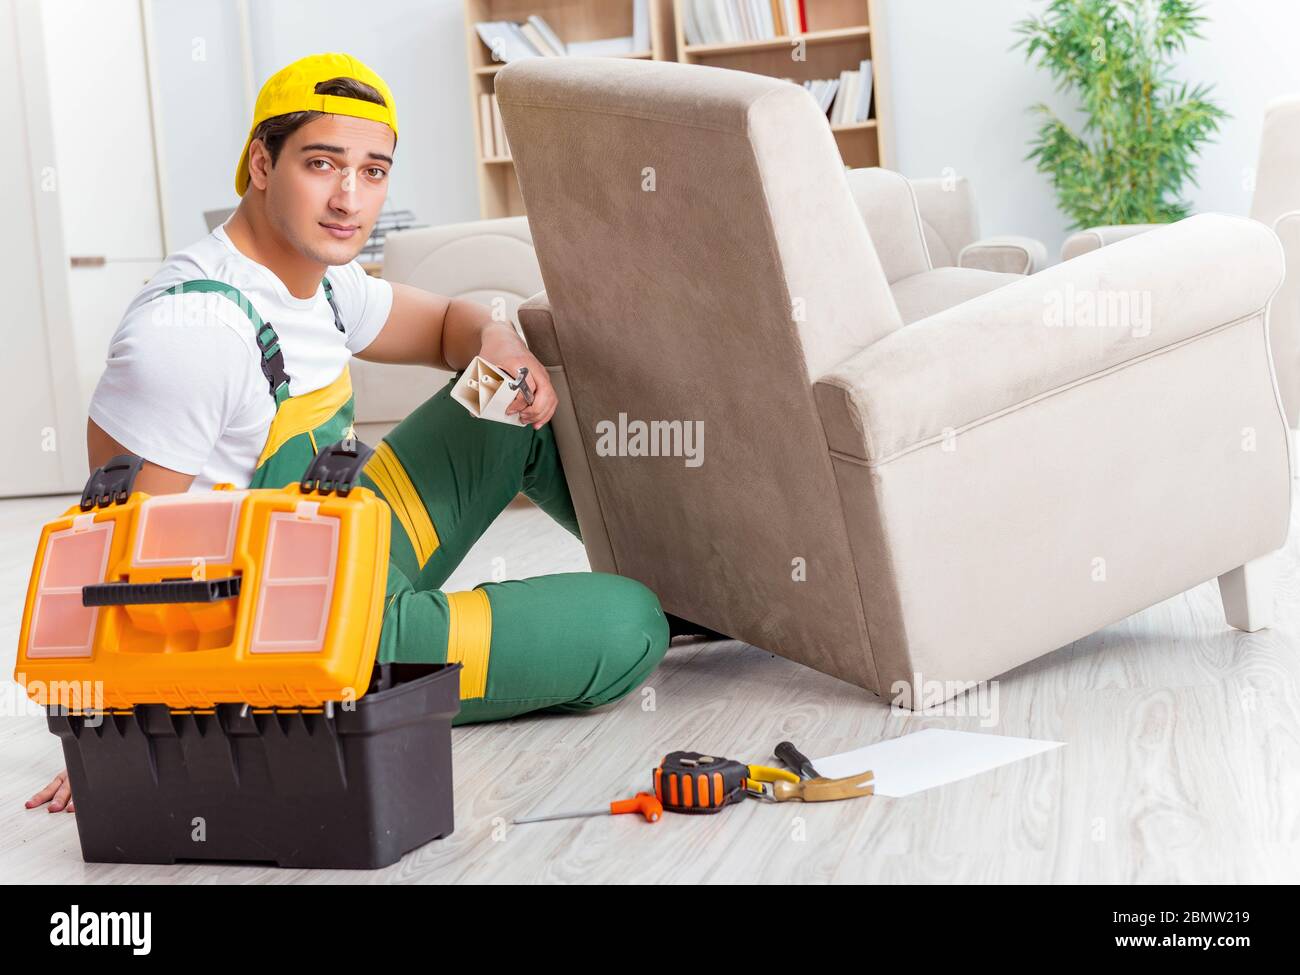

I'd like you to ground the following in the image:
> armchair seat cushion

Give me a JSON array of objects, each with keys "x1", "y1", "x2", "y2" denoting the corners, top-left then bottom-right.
[{"x1": 890, "y1": 266, "x2": 1022, "y2": 325}]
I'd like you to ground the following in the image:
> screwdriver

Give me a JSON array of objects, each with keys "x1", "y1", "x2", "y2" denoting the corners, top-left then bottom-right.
[
  {"x1": 775, "y1": 740, "x2": 823, "y2": 780},
  {"x1": 513, "y1": 791, "x2": 663, "y2": 825}
]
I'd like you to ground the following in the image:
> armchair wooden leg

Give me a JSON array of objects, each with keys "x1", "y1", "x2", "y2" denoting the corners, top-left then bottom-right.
[{"x1": 1218, "y1": 554, "x2": 1277, "y2": 632}]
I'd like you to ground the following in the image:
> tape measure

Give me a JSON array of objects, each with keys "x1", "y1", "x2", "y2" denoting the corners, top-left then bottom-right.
[{"x1": 652, "y1": 750, "x2": 800, "y2": 814}]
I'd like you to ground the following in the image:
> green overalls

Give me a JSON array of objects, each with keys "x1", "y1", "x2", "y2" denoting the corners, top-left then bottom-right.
[{"x1": 167, "y1": 280, "x2": 670, "y2": 724}]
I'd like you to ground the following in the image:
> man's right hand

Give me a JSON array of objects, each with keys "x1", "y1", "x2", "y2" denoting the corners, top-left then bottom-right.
[{"x1": 27, "y1": 768, "x2": 74, "y2": 813}]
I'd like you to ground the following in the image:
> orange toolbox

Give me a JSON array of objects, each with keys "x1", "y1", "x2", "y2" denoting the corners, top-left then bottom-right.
[{"x1": 14, "y1": 440, "x2": 460, "y2": 869}]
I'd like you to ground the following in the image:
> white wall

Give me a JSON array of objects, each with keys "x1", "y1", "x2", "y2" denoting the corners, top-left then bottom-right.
[
  {"x1": 145, "y1": 0, "x2": 1300, "y2": 260},
  {"x1": 149, "y1": 0, "x2": 249, "y2": 250},
  {"x1": 244, "y1": 0, "x2": 477, "y2": 231},
  {"x1": 880, "y1": 0, "x2": 1300, "y2": 256},
  {"x1": 150, "y1": 0, "x2": 477, "y2": 250}
]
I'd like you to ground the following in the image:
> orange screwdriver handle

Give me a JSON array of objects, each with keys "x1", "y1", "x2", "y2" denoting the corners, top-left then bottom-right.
[{"x1": 609, "y1": 792, "x2": 663, "y2": 822}]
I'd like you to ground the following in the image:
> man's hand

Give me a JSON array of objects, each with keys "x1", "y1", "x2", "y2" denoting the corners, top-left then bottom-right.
[
  {"x1": 478, "y1": 323, "x2": 557, "y2": 429},
  {"x1": 27, "y1": 769, "x2": 74, "y2": 813},
  {"x1": 371, "y1": 283, "x2": 558, "y2": 427},
  {"x1": 358, "y1": 284, "x2": 557, "y2": 428}
]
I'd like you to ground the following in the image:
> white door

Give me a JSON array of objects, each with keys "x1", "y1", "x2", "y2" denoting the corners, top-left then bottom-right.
[
  {"x1": 0, "y1": 0, "x2": 84, "y2": 496},
  {"x1": 43, "y1": 0, "x2": 167, "y2": 419}
]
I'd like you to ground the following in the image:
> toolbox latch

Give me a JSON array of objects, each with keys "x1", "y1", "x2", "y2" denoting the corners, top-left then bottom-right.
[
  {"x1": 300, "y1": 437, "x2": 373, "y2": 497},
  {"x1": 80, "y1": 453, "x2": 145, "y2": 511}
]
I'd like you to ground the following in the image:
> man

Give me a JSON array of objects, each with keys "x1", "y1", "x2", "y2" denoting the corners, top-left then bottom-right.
[{"x1": 28, "y1": 53, "x2": 669, "y2": 814}]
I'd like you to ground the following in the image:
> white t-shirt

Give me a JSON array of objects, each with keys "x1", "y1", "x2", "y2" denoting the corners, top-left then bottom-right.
[{"x1": 89, "y1": 222, "x2": 393, "y2": 491}]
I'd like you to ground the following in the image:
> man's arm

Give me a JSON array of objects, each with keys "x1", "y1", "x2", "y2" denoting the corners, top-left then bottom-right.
[
  {"x1": 355, "y1": 280, "x2": 557, "y2": 428},
  {"x1": 87, "y1": 418, "x2": 197, "y2": 495}
]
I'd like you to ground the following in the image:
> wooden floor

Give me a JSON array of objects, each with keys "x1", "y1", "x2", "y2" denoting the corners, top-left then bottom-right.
[{"x1": 2, "y1": 489, "x2": 1299, "y2": 884}]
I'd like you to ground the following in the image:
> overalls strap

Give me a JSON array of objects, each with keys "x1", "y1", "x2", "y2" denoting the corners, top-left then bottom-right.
[
  {"x1": 323, "y1": 276, "x2": 345, "y2": 333},
  {"x1": 165, "y1": 279, "x2": 291, "y2": 406}
]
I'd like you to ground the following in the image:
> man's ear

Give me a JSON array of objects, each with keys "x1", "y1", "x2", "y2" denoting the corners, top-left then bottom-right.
[{"x1": 248, "y1": 138, "x2": 272, "y2": 192}]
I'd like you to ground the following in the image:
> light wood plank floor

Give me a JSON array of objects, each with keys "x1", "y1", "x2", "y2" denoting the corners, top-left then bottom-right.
[{"x1": 2, "y1": 490, "x2": 1298, "y2": 884}]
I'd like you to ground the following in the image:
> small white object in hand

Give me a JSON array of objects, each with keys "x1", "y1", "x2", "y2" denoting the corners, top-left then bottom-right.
[{"x1": 452, "y1": 355, "x2": 526, "y2": 424}]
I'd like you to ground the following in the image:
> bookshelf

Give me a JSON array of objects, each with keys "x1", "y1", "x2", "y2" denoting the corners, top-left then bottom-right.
[
  {"x1": 464, "y1": 1, "x2": 890, "y2": 218},
  {"x1": 675, "y1": 1, "x2": 890, "y2": 172},
  {"x1": 464, "y1": 0, "x2": 678, "y2": 218}
]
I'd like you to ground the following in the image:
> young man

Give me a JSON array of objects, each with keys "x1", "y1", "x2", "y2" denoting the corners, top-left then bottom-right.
[{"x1": 28, "y1": 53, "x2": 669, "y2": 814}]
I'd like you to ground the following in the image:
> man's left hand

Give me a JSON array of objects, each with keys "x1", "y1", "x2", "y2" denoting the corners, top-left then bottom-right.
[{"x1": 478, "y1": 325, "x2": 557, "y2": 429}]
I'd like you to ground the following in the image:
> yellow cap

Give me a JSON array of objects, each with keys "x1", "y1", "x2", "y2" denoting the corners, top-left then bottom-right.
[{"x1": 235, "y1": 52, "x2": 398, "y2": 196}]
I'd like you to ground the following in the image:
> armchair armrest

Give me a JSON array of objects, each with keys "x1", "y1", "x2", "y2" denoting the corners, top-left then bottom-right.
[
  {"x1": 516, "y1": 291, "x2": 562, "y2": 366},
  {"x1": 1060, "y1": 223, "x2": 1162, "y2": 262},
  {"x1": 815, "y1": 213, "x2": 1284, "y2": 462},
  {"x1": 958, "y1": 235, "x2": 1048, "y2": 275},
  {"x1": 512, "y1": 289, "x2": 618, "y2": 572}
]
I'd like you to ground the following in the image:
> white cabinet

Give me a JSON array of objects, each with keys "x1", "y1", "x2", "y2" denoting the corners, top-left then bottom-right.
[{"x1": 44, "y1": 0, "x2": 165, "y2": 261}]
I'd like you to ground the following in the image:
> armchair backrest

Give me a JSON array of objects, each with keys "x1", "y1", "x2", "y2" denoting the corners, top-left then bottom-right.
[
  {"x1": 1251, "y1": 94, "x2": 1300, "y2": 227},
  {"x1": 1251, "y1": 94, "x2": 1300, "y2": 427},
  {"x1": 909, "y1": 175, "x2": 981, "y2": 268},
  {"x1": 496, "y1": 58, "x2": 899, "y2": 684},
  {"x1": 844, "y1": 167, "x2": 933, "y2": 281}
]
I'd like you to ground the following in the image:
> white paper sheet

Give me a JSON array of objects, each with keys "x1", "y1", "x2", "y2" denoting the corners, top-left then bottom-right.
[{"x1": 810, "y1": 729, "x2": 1063, "y2": 797}]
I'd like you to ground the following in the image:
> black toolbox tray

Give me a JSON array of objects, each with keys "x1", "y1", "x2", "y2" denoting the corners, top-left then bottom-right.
[{"x1": 49, "y1": 662, "x2": 461, "y2": 870}]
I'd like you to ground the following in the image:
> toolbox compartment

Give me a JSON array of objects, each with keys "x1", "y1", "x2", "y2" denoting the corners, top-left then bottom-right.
[{"x1": 48, "y1": 662, "x2": 461, "y2": 870}]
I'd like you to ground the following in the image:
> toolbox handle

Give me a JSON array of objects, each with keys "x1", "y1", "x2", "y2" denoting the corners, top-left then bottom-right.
[{"x1": 82, "y1": 576, "x2": 242, "y2": 607}]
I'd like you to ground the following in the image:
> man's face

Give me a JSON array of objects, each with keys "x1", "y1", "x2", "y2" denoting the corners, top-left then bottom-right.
[{"x1": 252, "y1": 113, "x2": 395, "y2": 266}]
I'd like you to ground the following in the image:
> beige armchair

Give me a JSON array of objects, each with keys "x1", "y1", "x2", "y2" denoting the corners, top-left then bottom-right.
[
  {"x1": 498, "y1": 57, "x2": 1290, "y2": 706},
  {"x1": 845, "y1": 167, "x2": 1026, "y2": 324},
  {"x1": 1061, "y1": 95, "x2": 1300, "y2": 426},
  {"x1": 909, "y1": 173, "x2": 1048, "y2": 275},
  {"x1": 351, "y1": 216, "x2": 542, "y2": 442}
]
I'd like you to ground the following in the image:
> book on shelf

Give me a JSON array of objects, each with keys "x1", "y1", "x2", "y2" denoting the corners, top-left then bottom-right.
[
  {"x1": 802, "y1": 77, "x2": 839, "y2": 113},
  {"x1": 853, "y1": 57, "x2": 874, "y2": 123},
  {"x1": 359, "y1": 209, "x2": 424, "y2": 264},
  {"x1": 828, "y1": 59, "x2": 873, "y2": 124},
  {"x1": 683, "y1": 0, "x2": 806, "y2": 46},
  {"x1": 793, "y1": 59, "x2": 872, "y2": 124},
  {"x1": 567, "y1": 36, "x2": 636, "y2": 56},
  {"x1": 475, "y1": 21, "x2": 542, "y2": 63},
  {"x1": 528, "y1": 15, "x2": 568, "y2": 54},
  {"x1": 492, "y1": 94, "x2": 509, "y2": 158},
  {"x1": 479, "y1": 92, "x2": 494, "y2": 156},
  {"x1": 479, "y1": 93, "x2": 512, "y2": 159},
  {"x1": 831, "y1": 69, "x2": 853, "y2": 124},
  {"x1": 520, "y1": 20, "x2": 564, "y2": 56},
  {"x1": 475, "y1": 2, "x2": 650, "y2": 62},
  {"x1": 633, "y1": 0, "x2": 650, "y2": 50}
]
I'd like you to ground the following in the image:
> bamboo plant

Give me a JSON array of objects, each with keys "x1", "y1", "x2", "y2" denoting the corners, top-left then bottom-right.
[{"x1": 1014, "y1": 0, "x2": 1227, "y2": 229}]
